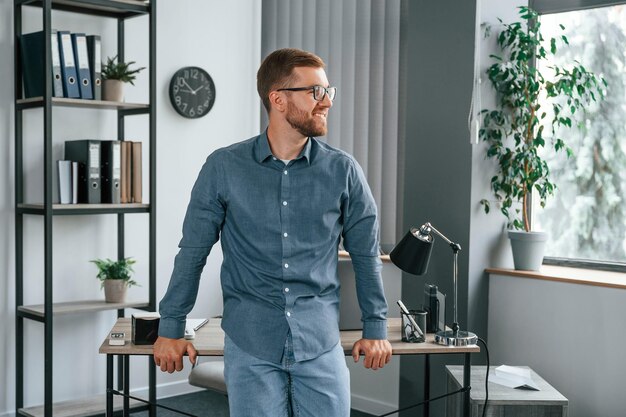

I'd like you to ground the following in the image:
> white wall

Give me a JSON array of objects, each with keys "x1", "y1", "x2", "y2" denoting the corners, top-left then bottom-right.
[
  {"x1": 0, "y1": 0, "x2": 262, "y2": 414},
  {"x1": 488, "y1": 274, "x2": 626, "y2": 417}
]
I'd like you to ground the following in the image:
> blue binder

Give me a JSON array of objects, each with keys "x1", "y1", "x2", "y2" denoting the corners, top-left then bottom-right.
[
  {"x1": 19, "y1": 30, "x2": 63, "y2": 98},
  {"x1": 71, "y1": 33, "x2": 93, "y2": 99},
  {"x1": 57, "y1": 30, "x2": 80, "y2": 98}
]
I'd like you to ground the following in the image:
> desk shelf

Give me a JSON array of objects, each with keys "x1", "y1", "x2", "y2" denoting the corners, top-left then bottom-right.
[
  {"x1": 19, "y1": 394, "x2": 145, "y2": 417},
  {"x1": 18, "y1": 300, "x2": 150, "y2": 319}
]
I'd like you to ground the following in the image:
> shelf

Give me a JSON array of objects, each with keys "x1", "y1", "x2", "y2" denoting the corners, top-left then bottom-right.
[
  {"x1": 18, "y1": 203, "x2": 150, "y2": 215},
  {"x1": 16, "y1": 97, "x2": 150, "y2": 112},
  {"x1": 17, "y1": 0, "x2": 150, "y2": 18},
  {"x1": 18, "y1": 300, "x2": 150, "y2": 318},
  {"x1": 19, "y1": 394, "x2": 146, "y2": 417}
]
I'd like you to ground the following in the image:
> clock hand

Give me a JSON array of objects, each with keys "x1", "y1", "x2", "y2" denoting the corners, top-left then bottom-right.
[
  {"x1": 181, "y1": 79, "x2": 196, "y2": 95},
  {"x1": 192, "y1": 84, "x2": 206, "y2": 94}
]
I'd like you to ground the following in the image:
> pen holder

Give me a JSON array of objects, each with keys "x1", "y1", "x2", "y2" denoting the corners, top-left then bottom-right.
[{"x1": 401, "y1": 309, "x2": 427, "y2": 343}]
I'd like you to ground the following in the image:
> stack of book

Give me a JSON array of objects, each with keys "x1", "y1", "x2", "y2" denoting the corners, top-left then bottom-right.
[
  {"x1": 58, "y1": 139, "x2": 142, "y2": 204},
  {"x1": 20, "y1": 30, "x2": 102, "y2": 100}
]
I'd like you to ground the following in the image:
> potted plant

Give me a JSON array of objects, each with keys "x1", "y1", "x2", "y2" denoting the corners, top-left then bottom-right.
[
  {"x1": 91, "y1": 257, "x2": 139, "y2": 303},
  {"x1": 101, "y1": 55, "x2": 145, "y2": 102},
  {"x1": 479, "y1": 7, "x2": 606, "y2": 270}
]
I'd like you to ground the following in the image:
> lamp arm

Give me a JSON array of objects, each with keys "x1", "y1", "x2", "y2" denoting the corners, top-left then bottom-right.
[{"x1": 421, "y1": 222, "x2": 462, "y2": 252}]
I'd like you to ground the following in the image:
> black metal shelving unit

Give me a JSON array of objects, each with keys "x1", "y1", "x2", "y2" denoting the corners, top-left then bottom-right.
[{"x1": 14, "y1": 1, "x2": 157, "y2": 416}]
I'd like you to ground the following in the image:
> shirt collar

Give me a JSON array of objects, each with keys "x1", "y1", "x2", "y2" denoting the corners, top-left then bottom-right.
[{"x1": 256, "y1": 130, "x2": 313, "y2": 165}]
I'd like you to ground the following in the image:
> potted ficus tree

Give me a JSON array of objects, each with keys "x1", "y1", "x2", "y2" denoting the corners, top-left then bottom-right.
[
  {"x1": 101, "y1": 55, "x2": 145, "y2": 102},
  {"x1": 91, "y1": 257, "x2": 139, "y2": 303},
  {"x1": 480, "y1": 7, "x2": 606, "y2": 270}
]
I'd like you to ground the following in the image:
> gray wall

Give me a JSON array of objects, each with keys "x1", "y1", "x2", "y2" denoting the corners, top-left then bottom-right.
[{"x1": 398, "y1": 0, "x2": 516, "y2": 415}]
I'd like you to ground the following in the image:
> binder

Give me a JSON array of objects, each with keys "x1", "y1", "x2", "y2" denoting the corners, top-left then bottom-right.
[
  {"x1": 57, "y1": 30, "x2": 80, "y2": 98},
  {"x1": 131, "y1": 141, "x2": 142, "y2": 203},
  {"x1": 64, "y1": 140, "x2": 101, "y2": 203},
  {"x1": 72, "y1": 161, "x2": 79, "y2": 204},
  {"x1": 19, "y1": 30, "x2": 64, "y2": 98},
  {"x1": 120, "y1": 141, "x2": 131, "y2": 203},
  {"x1": 71, "y1": 33, "x2": 93, "y2": 99},
  {"x1": 86, "y1": 35, "x2": 102, "y2": 100},
  {"x1": 101, "y1": 140, "x2": 121, "y2": 203},
  {"x1": 57, "y1": 160, "x2": 72, "y2": 204}
]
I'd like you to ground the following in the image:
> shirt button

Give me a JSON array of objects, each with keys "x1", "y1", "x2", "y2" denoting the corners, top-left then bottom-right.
[
  {"x1": 284, "y1": 288, "x2": 290, "y2": 293},
  {"x1": 282, "y1": 201, "x2": 288, "y2": 206},
  {"x1": 283, "y1": 232, "x2": 288, "y2": 238},
  {"x1": 286, "y1": 311, "x2": 291, "y2": 317},
  {"x1": 272, "y1": 157, "x2": 277, "y2": 160},
  {"x1": 284, "y1": 263, "x2": 289, "y2": 268},
  {"x1": 284, "y1": 170, "x2": 288, "y2": 175}
]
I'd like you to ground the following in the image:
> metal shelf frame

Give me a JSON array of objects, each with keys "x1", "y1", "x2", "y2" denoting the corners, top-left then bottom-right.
[{"x1": 14, "y1": 1, "x2": 157, "y2": 416}]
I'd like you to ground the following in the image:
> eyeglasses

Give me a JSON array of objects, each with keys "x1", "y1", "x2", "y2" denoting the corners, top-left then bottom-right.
[{"x1": 277, "y1": 85, "x2": 337, "y2": 102}]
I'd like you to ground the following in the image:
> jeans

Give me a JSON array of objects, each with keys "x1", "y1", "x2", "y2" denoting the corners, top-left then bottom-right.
[{"x1": 223, "y1": 333, "x2": 350, "y2": 417}]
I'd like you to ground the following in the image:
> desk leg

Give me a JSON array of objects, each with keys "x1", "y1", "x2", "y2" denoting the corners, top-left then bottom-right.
[
  {"x1": 106, "y1": 355, "x2": 113, "y2": 417},
  {"x1": 424, "y1": 353, "x2": 430, "y2": 417},
  {"x1": 149, "y1": 356, "x2": 156, "y2": 417},
  {"x1": 463, "y1": 353, "x2": 471, "y2": 417},
  {"x1": 124, "y1": 355, "x2": 130, "y2": 417}
]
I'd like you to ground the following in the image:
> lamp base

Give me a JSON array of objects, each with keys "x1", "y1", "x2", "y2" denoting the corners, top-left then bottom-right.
[{"x1": 435, "y1": 330, "x2": 478, "y2": 346}]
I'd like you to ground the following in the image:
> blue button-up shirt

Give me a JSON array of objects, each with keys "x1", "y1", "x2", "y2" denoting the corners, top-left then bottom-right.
[{"x1": 158, "y1": 131, "x2": 388, "y2": 364}]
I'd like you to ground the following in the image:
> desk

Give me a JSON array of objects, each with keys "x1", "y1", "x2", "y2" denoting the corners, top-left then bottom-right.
[{"x1": 99, "y1": 318, "x2": 479, "y2": 416}]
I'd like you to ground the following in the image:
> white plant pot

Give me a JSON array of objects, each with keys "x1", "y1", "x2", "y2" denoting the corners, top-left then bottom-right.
[
  {"x1": 103, "y1": 279, "x2": 128, "y2": 303},
  {"x1": 102, "y1": 79, "x2": 124, "y2": 102},
  {"x1": 508, "y1": 230, "x2": 548, "y2": 271}
]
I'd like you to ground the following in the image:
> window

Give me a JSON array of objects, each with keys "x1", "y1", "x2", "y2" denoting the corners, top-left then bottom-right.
[{"x1": 534, "y1": 4, "x2": 626, "y2": 268}]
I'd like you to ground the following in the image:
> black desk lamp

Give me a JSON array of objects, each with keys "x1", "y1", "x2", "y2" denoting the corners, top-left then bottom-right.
[{"x1": 390, "y1": 222, "x2": 478, "y2": 346}]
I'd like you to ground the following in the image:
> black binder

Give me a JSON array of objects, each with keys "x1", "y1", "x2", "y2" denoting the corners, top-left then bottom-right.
[
  {"x1": 19, "y1": 30, "x2": 64, "y2": 98},
  {"x1": 71, "y1": 33, "x2": 93, "y2": 99},
  {"x1": 100, "y1": 140, "x2": 121, "y2": 204},
  {"x1": 86, "y1": 35, "x2": 102, "y2": 100},
  {"x1": 64, "y1": 140, "x2": 101, "y2": 203}
]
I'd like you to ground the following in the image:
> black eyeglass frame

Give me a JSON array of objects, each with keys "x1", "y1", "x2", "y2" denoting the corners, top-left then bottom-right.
[{"x1": 277, "y1": 85, "x2": 337, "y2": 101}]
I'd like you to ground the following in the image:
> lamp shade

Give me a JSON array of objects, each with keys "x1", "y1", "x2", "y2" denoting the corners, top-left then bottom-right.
[{"x1": 389, "y1": 228, "x2": 434, "y2": 275}]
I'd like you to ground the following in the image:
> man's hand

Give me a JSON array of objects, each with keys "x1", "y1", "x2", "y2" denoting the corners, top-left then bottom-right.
[
  {"x1": 351, "y1": 338, "x2": 392, "y2": 370},
  {"x1": 153, "y1": 336, "x2": 198, "y2": 373}
]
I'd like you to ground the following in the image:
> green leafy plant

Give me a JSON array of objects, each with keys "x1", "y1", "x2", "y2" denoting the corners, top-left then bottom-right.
[
  {"x1": 91, "y1": 257, "x2": 139, "y2": 289},
  {"x1": 479, "y1": 6, "x2": 606, "y2": 231},
  {"x1": 101, "y1": 55, "x2": 145, "y2": 85}
]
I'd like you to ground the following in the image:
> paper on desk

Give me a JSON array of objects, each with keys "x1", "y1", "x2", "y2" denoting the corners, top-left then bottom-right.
[{"x1": 490, "y1": 365, "x2": 540, "y2": 391}]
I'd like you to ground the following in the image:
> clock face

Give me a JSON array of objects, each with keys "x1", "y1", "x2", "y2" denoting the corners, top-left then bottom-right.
[{"x1": 169, "y1": 66, "x2": 216, "y2": 118}]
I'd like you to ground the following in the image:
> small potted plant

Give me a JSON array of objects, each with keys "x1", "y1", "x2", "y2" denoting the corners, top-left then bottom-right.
[
  {"x1": 480, "y1": 7, "x2": 606, "y2": 270},
  {"x1": 91, "y1": 257, "x2": 139, "y2": 303},
  {"x1": 101, "y1": 55, "x2": 145, "y2": 102}
]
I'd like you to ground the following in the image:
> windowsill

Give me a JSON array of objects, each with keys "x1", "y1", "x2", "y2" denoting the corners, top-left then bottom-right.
[{"x1": 486, "y1": 265, "x2": 626, "y2": 290}]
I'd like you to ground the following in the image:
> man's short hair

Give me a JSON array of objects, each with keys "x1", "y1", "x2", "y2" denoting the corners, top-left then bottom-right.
[{"x1": 257, "y1": 48, "x2": 325, "y2": 113}]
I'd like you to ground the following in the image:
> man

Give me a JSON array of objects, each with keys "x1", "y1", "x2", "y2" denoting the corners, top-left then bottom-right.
[{"x1": 154, "y1": 48, "x2": 392, "y2": 417}]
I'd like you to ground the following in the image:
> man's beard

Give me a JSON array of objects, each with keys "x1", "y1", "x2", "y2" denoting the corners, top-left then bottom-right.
[{"x1": 285, "y1": 101, "x2": 327, "y2": 137}]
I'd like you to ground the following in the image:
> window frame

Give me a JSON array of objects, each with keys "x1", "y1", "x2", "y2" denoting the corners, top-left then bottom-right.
[{"x1": 531, "y1": 0, "x2": 626, "y2": 271}]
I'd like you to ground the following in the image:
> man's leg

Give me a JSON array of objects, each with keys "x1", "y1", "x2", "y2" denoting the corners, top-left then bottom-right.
[
  {"x1": 223, "y1": 334, "x2": 291, "y2": 417},
  {"x1": 288, "y1": 342, "x2": 351, "y2": 417}
]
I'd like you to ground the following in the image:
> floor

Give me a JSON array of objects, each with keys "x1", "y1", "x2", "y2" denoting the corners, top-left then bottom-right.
[{"x1": 129, "y1": 390, "x2": 376, "y2": 417}]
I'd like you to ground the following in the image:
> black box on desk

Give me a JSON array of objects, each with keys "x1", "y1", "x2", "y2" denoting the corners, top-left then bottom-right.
[{"x1": 132, "y1": 313, "x2": 160, "y2": 345}]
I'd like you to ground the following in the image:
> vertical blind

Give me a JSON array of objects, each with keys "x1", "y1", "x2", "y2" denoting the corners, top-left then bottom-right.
[{"x1": 261, "y1": 0, "x2": 402, "y2": 246}]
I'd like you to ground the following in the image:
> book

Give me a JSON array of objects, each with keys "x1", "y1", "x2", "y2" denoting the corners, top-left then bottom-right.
[
  {"x1": 131, "y1": 141, "x2": 142, "y2": 203},
  {"x1": 57, "y1": 160, "x2": 72, "y2": 204}
]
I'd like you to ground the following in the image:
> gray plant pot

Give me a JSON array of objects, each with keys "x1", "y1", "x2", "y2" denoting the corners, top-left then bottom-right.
[
  {"x1": 102, "y1": 79, "x2": 124, "y2": 102},
  {"x1": 508, "y1": 230, "x2": 548, "y2": 271},
  {"x1": 103, "y1": 279, "x2": 128, "y2": 303}
]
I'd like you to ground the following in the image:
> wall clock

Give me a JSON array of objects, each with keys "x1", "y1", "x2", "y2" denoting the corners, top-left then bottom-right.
[{"x1": 169, "y1": 66, "x2": 216, "y2": 118}]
